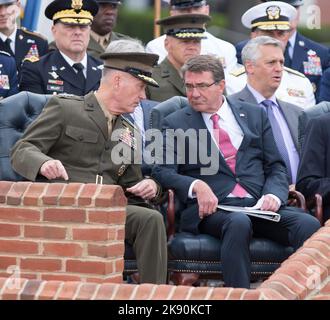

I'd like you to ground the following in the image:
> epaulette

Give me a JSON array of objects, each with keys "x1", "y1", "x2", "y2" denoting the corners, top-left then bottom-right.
[
  {"x1": 58, "y1": 94, "x2": 82, "y2": 100},
  {"x1": 284, "y1": 66, "x2": 306, "y2": 78},
  {"x1": 21, "y1": 27, "x2": 47, "y2": 40},
  {"x1": 23, "y1": 56, "x2": 39, "y2": 63},
  {"x1": 0, "y1": 50, "x2": 11, "y2": 57},
  {"x1": 229, "y1": 66, "x2": 246, "y2": 77},
  {"x1": 120, "y1": 115, "x2": 139, "y2": 131}
]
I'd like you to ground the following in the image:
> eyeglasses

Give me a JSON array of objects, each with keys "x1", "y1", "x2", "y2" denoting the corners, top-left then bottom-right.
[{"x1": 185, "y1": 81, "x2": 219, "y2": 92}]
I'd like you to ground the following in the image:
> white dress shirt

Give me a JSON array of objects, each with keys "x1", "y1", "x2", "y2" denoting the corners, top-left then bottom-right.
[
  {"x1": 59, "y1": 51, "x2": 88, "y2": 78},
  {"x1": 0, "y1": 28, "x2": 17, "y2": 54}
]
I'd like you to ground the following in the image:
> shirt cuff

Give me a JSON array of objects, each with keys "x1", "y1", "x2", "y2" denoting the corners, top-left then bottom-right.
[
  {"x1": 265, "y1": 194, "x2": 281, "y2": 207},
  {"x1": 188, "y1": 180, "x2": 201, "y2": 199}
]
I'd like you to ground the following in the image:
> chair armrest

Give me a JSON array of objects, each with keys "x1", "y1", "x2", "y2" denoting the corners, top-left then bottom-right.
[
  {"x1": 167, "y1": 189, "x2": 176, "y2": 239},
  {"x1": 288, "y1": 190, "x2": 306, "y2": 210},
  {"x1": 306, "y1": 193, "x2": 324, "y2": 225}
]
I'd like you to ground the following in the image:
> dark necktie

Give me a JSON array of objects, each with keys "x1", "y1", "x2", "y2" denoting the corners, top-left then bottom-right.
[
  {"x1": 284, "y1": 42, "x2": 292, "y2": 68},
  {"x1": 261, "y1": 100, "x2": 292, "y2": 182},
  {"x1": 72, "y1": 63, "x2": 86, "y2": 93},
  {"x1": 4, "y1": 38, "x2": 14, "y2": 56}
]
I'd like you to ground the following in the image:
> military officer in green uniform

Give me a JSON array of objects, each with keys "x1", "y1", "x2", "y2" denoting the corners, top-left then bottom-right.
[
  {"x1": 88, "y1": 0, "x2": 131, "y2": 59},
  {"x1": 147, "y1": 13, "x2": 210, "y2": 102},
  {"x1": 11, "y1": 49, "x2": 167, "y2": 284}
]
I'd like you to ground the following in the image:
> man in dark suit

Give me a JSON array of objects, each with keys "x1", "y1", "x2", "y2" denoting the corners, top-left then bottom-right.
[
  {"x1": 0, "y1": 0, "x2": 48, "y2": 72},
  {"x1": 230, "y1": 36, "x2": 302, "y2": 186},
  {"x1": 19, "y1": 0, "x2": 102, "y2": 96},
  {"x1": 319, "y1": 67, "x2": 330, "y2": 102},
  {"x1": 11, "y1": 47, "x2": 167, "y2": 284},
  {"x1": 147, "y1": 13, "x2": 210, "y2": 102},
  {"x1": 296, "y1": 113, "x2": 330, "y2": 222},
  {"x1": 152, "y1": 54, "x2": 320, "y2": 288},
  {"x1": 253, "y1": 0, "x2": 329, "y2": 101},
  {"x1": 0, "y1": 50, "x2": 18, "y2": 99}
]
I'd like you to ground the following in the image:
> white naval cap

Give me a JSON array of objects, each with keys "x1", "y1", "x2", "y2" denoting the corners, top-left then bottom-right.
[{"x1": 241, "y1": 1, "x2": 297, "y2": 31}]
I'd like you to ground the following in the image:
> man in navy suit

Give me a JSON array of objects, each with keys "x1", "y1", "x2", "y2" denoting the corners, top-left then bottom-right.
[
  {"x1": 0, "y1": 0, "x2": 48, "y2": 73},
  {"x1": 0, "y1": 50, "x2": 18, "y2": 99},
  {"x1": 230, "y1": 36, "x2": 302, "y2": 187},
  {"x1": 19, "y1": 0, "x2": 102, "y2": 95},
  {"x1": 152, "y1": 54, "x2": 320, "y2": 288},
  {"x1": 296, "y1": 113, "x2": 330, "y2": 222}
]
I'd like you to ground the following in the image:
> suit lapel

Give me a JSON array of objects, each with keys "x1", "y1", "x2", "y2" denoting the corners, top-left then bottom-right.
[
  {"x1": 291, "y1": 34, "x2": 307, "y2": 72},
  {"x1": 161, "y1": 59, "x2": 186, "y2": 96},
  {"x1": 84, "y1": 92, "x2": 108, "y2": 140},
  {"x1": 85, "y1": 56, "x2": 102, "y2": 93}
]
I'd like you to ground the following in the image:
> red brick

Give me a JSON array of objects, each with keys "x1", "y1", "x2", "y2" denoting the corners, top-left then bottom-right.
[
  {"x1": 1, "y1": 278, "x2": 27, "y2": 300},
  {"x1": 6, "y1": 182, "x2": 32, "y2": 205},
  {"x1": 151, "y1": 285, "x2": 174, "y2": 300},
  {"x1": 171, "y1": 285, "x2": 193, "y2": 300},
  {"x1": 72, "y1": 227, "x2": 109, "y2": 241},
  {"x1": 0, "y1": 208, "x2": 40, "y2": 222},
  {"x1": 95, "y1": 185, "x2": 127, "y2": 207},
  {"x1": 259, "y1": 288, "x2": 287, "y2": 300},
  {"x1": 311, "y1": 294, "x2": 330, "y2": 300},
  {"x1": 42, "y1": 183, "x2": 66, "y2": 205},
  {"x1": 21, "y1": 258, "x2": 62, "y2": 272},
  {"x1": 0, "y1": 240, "x2": 38, "y2": 254},
  {"x1": 114, "y1": 259, "x2": 124, "y2": 273},
  {"x1": 23, "y1": 183, "x2": 46, "y2": 206},
  {"x1": 43, "y1": 208, "x2": 86, "y2": 223},
  {"x1": 24, "y1": 225, "x2": 67, "y2": 240},
  {"x1": 117, "y1": 228, "x2": 125, "y2": 241},
  {"x1": 57, "y1": 282, "x2": 80, "y2": 300},
  {"x1": 75, "y1": 283, "x2": 99, "y2": 300},
  {"x1": 41, "y1": 274, "x2": 82, "y2": 282},
  {"x1": 88, "y1": 210, "x2": 126, "y2": 225},
  {"x1": 20, "y1": 280, "x2": 42, "y2": 300},
  {"x1": 78, "y1": 184, "x2": 99, "y2": 206},
  {"x1": 132, "y1": 284, "x2": 156, "y2": 300},
  {"x1": 43, "y1": 243, "x2": 83, "y2": 257},
  {"x1": 260, "y1": 281, "x2": 298, "y2": 300},
  {"x1": 320, "y1": 282, "x2": 330, "y2": 295},
  {"x1": 59, "y1": 183, "x2": 83, "y2": 206},
  {"x1": 0, "y1": 256, "x2": 17, "y2": 269},
  {"x1": 241, "y1": 290, "x2": 263, "y2": 300},
  {"x1": 37, "y1": 281, "x2": 62, "y2": 300},
  {"x1": 98, "y1": 274, "x2": 123, "y2": 284},
  {"x1": 66, "y1": 260, "x2": 114, "y2": 275},
  {"x1": 0, "y1": 181, "x2": 14, "y2": 203},
  {"x1": 94, "y1": 284, "x2": 118, "y2": 300},
  {"x1": 0, "y1": 223, "x2": 20, "y2": 237},
  {"x1": 114, "y1": 283, "x2": 136, "y2": 300},
  {"x1": 227, "y1": 288, "x2": 249, "y2": 300},
  {"x1": 88, "y1": 243, "x2": 124, "y2": 258},
  {"x1": 209, "y1": 288, "x2": 232, "y2": 300}
]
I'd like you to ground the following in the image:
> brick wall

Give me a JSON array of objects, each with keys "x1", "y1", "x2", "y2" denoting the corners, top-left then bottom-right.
[{"x1": 0, "y1": 181, "x2": 127, "y2": 283}]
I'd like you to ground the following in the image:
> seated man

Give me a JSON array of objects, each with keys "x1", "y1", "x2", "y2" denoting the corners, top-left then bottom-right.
[
  {"x1": 152, "y1": 54, "x2": 320, "y2": 288},
  {"x1": 11, "y1": 48, "x2": 167, "y2": 284},
  {"x1": 0, "y1": 50, "x2": 18, "y2": 100},
  {"x1": 296, "y1": 113, "x2": 330, "y2": 222}
]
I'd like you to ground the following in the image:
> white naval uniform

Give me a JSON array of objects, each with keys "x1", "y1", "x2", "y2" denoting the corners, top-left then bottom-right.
[
  {"x1": 226, "y1": 66, "x2": 316, "y2": 108},
  {"x1": 146, "y1": 31, "x2": 238, "y2": 73}
]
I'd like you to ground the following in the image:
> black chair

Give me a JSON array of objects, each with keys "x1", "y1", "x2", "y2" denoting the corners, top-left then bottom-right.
[{"x1": 150, "y1": 96, "x2": 316, "y2": 286}]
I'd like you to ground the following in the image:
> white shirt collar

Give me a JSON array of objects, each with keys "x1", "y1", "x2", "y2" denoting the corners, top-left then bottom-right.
[
  {"x1": 59, "y1": 51, "x2": 88, "y2": 70},
  {"x1": 246, "y1": 84, "x2": 277, "y2": 105},
  {"x1": 202, "y1": 96, "x2": 230, "y2": 122},
  {"x1": 0, "y1": 27, "x2": 17, "y2": 43}
]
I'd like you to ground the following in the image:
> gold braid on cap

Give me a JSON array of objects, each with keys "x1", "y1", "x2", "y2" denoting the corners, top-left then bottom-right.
[{"x1": 53, "y1": 9, "x2": 93, "y2": 23}]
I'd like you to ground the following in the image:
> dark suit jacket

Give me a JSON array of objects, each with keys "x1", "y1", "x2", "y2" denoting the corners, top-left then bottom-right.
[
  {"x1": 319, "y1": 66, "x2": 330, "y2": 102},
  {"x1": 230, "y1": 86, "x2": 302, "y2": 152},
  {"x1": 296, "y1": 113, "x2": 330, "y2": 205},
  {"x1": 290, "y1": 33, "x2": 330, "y2": 101},
  {"x1": 235, "y1": 39, "x2": 248, "y2": 65},
  {"x1": 0, "y1": 28, "x2": 48, "y2": 71},
  {"x1": 124, "y1": 99, "x2": 159, "y2": 175},
  {"x1": 0, "y1": 51, "x2": 18, "y2": 99},
  {"x1": 152, "y1": 97, "x2": 289, "y2": 234},
  {"x1": 19, "y1": 50, "x2": 102, "y2": 95},
  {"x1": 11, "y1": 91, "x2": 144, "y2": 188},
  {"x1": 147, "y1": 58, "x2": 186, "y2": 102}
]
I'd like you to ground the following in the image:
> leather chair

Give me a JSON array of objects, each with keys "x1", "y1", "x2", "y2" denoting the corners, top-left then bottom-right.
[
  {"x1": 0, "y1": 91, "x2": 141, "y2": 277},
  {"x1": 150, "y1": 96, "x2": 314, "y2": 286}
]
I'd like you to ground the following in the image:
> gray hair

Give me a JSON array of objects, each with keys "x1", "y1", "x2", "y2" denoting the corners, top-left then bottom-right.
[
  {"x1": 181, "y1": 54, "x2": 225, "y2": 82},
  {"x1": 105, "y1": 39, "x2": 145, "y2": 54},
  {"x1": 241, "y1": 36, "x2": 284, "y2": 65}
]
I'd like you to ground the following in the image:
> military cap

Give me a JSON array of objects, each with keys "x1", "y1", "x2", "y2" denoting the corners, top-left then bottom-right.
[
  {"x1": 169, "y1": 0, "x2": 207, "y2": 9},
  {"x1": 95, "y1": 0, "x2": 121, "y2": 4},
  {"x1": 157, "y1": 14, "x2": 210, "y2": 40},
  {"x1": 0, "y1": 0, "x2": 16, "y2": 4},
  {"x1": 100, "y1": 52, "x2": 160, "y2": 87},
  {"x1": 45, "y1": 0, "x2": 99, "y2": 25},
  {"x1": 261, "y1": 0, "x2": 304, "y2": 7},
  {"x1": 242, "y1": 1, "x2": 297, "y2": 31}
]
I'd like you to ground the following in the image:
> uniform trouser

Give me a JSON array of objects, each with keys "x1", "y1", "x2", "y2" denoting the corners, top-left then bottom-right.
[
  {"x1": 125, "y1": 205, "x2": 167, "y2": 284},
  {"x1": 199, "y1": 198, "x2": 321, "y2": 289}
]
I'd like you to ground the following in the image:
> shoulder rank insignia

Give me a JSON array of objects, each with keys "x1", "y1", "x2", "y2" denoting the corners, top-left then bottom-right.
[
  {"x1": 229, "y1": 66, "x2": 246, "y2": 77},
  {"x1": 0, "y1": 50, "x2": 11, "y2": 57},
  {"x1": 21, "y1": 27, "x2": 47, "y2": 40},
  {"x1": 284, "y1": 67, "x2": 306, "y2": 78}
]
